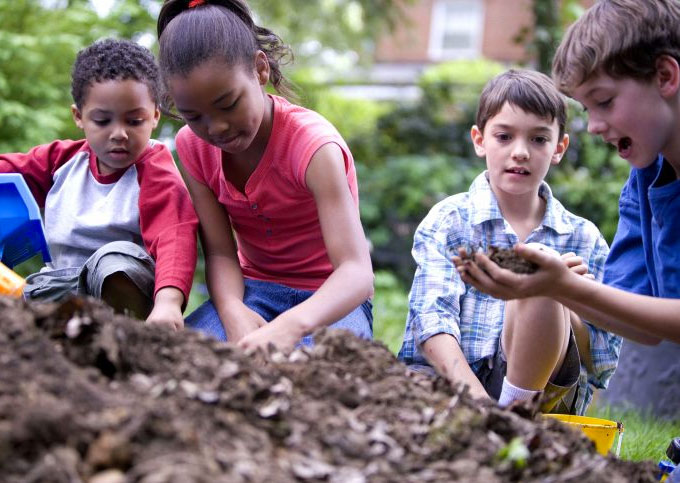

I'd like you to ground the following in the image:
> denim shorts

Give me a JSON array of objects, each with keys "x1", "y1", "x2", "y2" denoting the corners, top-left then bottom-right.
[
  {"x1": 23, "y1": 241, "x2": 155, "y2": 302},
  {"x1": 185, "y1": 278, "x2": 373, "y2": 346}
]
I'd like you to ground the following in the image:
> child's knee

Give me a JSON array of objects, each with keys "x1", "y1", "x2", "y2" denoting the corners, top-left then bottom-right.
[
  {"x1": 80, "y1": 244, "x2": 155, "y2": 299},
  {"x1": 101, "y1": 271, "x2": 153, "y2": 319},
  {"x1": 503, "y1": 298, "x2": 571, "y2": 355},
  {"x1": 504, "y1": 297, "x2": 570, "y2": 328}
]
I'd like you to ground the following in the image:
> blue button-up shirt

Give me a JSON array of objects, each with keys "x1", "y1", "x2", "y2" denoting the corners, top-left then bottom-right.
[
  {"x1": 398, "y1": 172, "x2": 622, "y2": 414},
  {"x1": 604, "y1": 155, "x2": 680, "y2": 298}
]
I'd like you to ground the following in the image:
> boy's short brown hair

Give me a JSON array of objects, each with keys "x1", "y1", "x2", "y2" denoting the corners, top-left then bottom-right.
[
  {"x1": 552, "y1": 0, "x2": 680, "y2": 95},
  {"x1": 476, "y1": 69, "x2": 567, "y2": 138}
]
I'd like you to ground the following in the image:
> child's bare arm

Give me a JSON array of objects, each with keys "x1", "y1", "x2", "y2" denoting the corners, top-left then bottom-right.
[
  {"x1": 183, "y1": 172, "x2": 266, "y2": 341},
  {"x1": 422, "y1": 334, "x2": 489, "y2": 400},
  {"x1": 455, "y1": 244, "x2": 672, "y2": 344},
  {"x1": 238, "y1": 143, "x2": 373, "y2": 351}
]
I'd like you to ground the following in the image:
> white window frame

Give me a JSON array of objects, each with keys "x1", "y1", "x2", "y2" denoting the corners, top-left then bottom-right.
[{"x1": 428, "y1": 0, "x2": 484, "y2": 61}]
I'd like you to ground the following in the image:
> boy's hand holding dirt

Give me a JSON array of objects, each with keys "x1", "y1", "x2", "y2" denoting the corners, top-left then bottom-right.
[
  {"x1": 146, "y1": 287, "x2": 185, "y2": 330},
  {"x1": 452, "y1": 243, "x2": 576, "y2": 300}
]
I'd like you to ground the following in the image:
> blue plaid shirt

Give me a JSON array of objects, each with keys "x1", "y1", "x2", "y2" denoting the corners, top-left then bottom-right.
[{"x1": 398, "y1": 172, "x2": 622, "y2": 414}]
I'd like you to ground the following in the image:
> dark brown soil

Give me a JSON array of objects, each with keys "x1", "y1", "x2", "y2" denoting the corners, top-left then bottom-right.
[
  {"x1": 0, "y1": 296, "x2": 658, "y2": 482},
  {"x1": 460, "y1": 246, "x2": 539, "y2": 274},
  {"x1": 488, "y1": 246, "x2": 539, "y2": 274}
]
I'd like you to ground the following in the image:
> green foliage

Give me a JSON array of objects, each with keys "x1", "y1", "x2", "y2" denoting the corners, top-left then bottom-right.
[
  {"x1": 514, "y1": 0, "x2": 584, "y2": 74},
  {"x1": 496, "y1": 437, "x2": 530, "y2": 469},
  {"x1": 249, "y1": 0, "x2": 414, "y2": 65},
  {"x1": 0, "y1": 0, "x2": 407, "y2": 155},
  {"x1": 419, "y1": 59, "x2": 506, "y2": 112},
  {"x1": 358, "y1": 154, "x2": 480, "y2": 281},
  {"x1": 0, "y1": 0, "x2": 156, "y2": 153},
  {"x1": 372, "y1": 270, "x2": 409, "y2": 354},
  {"x1": 370, "y1": 59, "x2": 504, "y2": 161}
]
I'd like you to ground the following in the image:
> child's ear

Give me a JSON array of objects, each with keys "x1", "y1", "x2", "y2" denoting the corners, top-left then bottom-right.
[
  {"x1": 470, "y1": 125, "x2": 486, "y2": 157},
  {"x1": 551, "y1": 133, "x2": 570, "y2": 165},
  {"x1": 152, "y1": 106, "x2": 161, "y2": 129},
  {"x1": 656, "y1": 54, "x2": 680, "y2": 98},
  {"x1": 71, "y1": 104, "x2": 84, "y2": 129},
  {"x1": 254, "y1": 50, "x2": 270, "y2": 86}
]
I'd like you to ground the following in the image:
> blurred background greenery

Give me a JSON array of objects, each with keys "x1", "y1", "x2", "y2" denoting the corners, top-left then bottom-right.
[{"x1": 1, "y1": 0, "x2": 677, "y2": 463}]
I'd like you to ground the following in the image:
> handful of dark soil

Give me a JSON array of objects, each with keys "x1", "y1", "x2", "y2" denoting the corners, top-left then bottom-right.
[
  {"x1": 460, "y1": 245, "x2": 539, "y2": 274},
  {"x1": 0, "y1": 296, "x2": 657, "y2": 482}
]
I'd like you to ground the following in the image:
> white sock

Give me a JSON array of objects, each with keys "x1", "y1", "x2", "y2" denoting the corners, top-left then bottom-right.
[{"x1": 497, "y1": 376, "x2": 540, "y2": 408}]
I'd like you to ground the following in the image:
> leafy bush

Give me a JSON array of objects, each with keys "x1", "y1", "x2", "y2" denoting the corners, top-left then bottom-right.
[{"x1": 358, "y1": 154, "x2": 481, "y2": 281}]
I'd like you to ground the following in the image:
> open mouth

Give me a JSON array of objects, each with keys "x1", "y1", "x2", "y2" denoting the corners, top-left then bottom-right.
[
  {"x1": 505, "y1": 167, "x2": 530, "y2": 176},
  {"x1": 617, "y1": 137, "x2": 632, "y2": 157}
]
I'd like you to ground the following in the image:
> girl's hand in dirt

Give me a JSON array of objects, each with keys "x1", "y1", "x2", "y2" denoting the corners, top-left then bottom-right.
[
  {"x1": 237, "y1": 314, "x2": 305, "y2": 353},
  {"x1": 146, "y1": 287, "x2": 185, "y2": 330},
  {"x1": 223, "y1": 306, "x2": 267, "y2": 343},
  {"x1": 452, "y1": 244, "x2": 572, "y2": 300}
]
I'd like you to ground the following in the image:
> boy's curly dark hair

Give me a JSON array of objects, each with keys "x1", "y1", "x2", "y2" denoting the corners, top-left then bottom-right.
[{"x1": 71, "y1": 38, "x2": 162, "y2": 109}]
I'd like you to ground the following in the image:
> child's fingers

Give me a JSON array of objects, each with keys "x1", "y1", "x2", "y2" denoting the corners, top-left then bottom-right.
[
  {"x1": 515, "y1": 243, "x2": 561, "y2": 267},
  {"x1": 569, "y1": 264, "x2": 588, "y2": 275},
  {"x1": 457, "y1": 246, "x2": 470, "y2": 259},
  {"x1": 463, "y1": 253, "x2": 508, "y2": 285},
  {"x1": 563, "y1": 255, "x2": 584, "y2": 268},
  {"x1": 473, "y1": 253, "x2": 519, "y2": 284},
  {"x1": 457, "y1": 257, "x2": 516, "y2": 300}
]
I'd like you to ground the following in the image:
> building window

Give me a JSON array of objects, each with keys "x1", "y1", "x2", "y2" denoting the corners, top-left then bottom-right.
[{"x1": 429, "y1": 0, "x2": 484, "y2": 60}]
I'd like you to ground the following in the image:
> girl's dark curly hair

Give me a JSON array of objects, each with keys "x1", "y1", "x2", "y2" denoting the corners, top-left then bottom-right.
[
  {"x1": 157, "y1": 0, "x2": 294, "y2": 113},
  {"x1": 71, "y1": 38, "x2": 161, "y2": 109}
]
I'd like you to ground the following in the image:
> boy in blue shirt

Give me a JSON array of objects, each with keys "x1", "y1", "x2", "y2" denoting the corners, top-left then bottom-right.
[
  {"x1": 399, "y1": 69, "x2": 621, "y2": 414},
  {"x1": 455, "y1": 0, "x2": 680, "y2": 347}
]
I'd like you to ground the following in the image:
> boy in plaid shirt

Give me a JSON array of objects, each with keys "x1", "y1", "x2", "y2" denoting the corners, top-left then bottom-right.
[{"x1": 399, "y1": 70, "x2": 621, "y2": 414}]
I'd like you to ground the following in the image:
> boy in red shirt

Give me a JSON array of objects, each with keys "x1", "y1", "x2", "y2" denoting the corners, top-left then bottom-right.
[{"x1": 0, "y1": 39, "x2": 198, "y2": 330}]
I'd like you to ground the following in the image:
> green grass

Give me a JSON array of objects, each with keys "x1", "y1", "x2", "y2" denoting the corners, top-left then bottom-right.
[{"x1": 587, "y1": 404, "x2": 680, "y2": 462}]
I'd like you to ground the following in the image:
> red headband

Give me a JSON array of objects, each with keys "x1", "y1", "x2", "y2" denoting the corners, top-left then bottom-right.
[{"x1": 188, "y1": 0, "x2": 205, "y2": 7}]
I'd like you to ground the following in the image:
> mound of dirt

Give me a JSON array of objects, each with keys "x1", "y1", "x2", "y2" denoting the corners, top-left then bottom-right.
[{"x1": 0, "y1": 296, "x2": 657, "y2": 482}]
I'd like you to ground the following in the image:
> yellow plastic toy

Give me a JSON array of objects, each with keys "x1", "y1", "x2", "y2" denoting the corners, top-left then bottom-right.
[
  {"x1": 545, "y1": 414, "x2": 624, "y2": 456},
  {"x1": 0, "y1": 261, "x2": 25, "y2": 298}
]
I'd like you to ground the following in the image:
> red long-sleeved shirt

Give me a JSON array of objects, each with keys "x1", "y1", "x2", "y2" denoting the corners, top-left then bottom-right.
[{"x1": 0, "y1": 139, "x2": 198, "y2": 300}]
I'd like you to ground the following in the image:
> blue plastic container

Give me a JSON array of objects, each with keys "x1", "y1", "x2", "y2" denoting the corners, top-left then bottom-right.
[{"x1": 0, "y1": 174, "x2": 51, "y2": 268}]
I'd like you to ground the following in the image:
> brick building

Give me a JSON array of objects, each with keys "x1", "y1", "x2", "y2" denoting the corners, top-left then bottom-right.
[
  {"x1": 339, "y1": 0, "x2": 582, "y2": 100},
  {"x1": 375, "y1": 0, "x2": 531, "y2": 65}
]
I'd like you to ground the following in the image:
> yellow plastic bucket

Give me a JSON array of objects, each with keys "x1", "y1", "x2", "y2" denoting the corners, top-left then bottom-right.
[
  {"x1": 545, "y1": 414, "x2": 622, "y2": 456},
  {"x1": 0, "y1": 262, "x2": 25, "y2": 298}
]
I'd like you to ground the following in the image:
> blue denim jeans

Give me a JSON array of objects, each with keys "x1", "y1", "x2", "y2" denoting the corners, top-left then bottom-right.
[{"x1": 185, "y1": 278, "x2": 373, "y2": 346}]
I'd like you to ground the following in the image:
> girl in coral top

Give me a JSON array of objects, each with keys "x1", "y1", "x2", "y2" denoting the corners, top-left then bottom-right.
[{"x1": 157, "y1": 0, "x2": 374, "y2": 351}]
